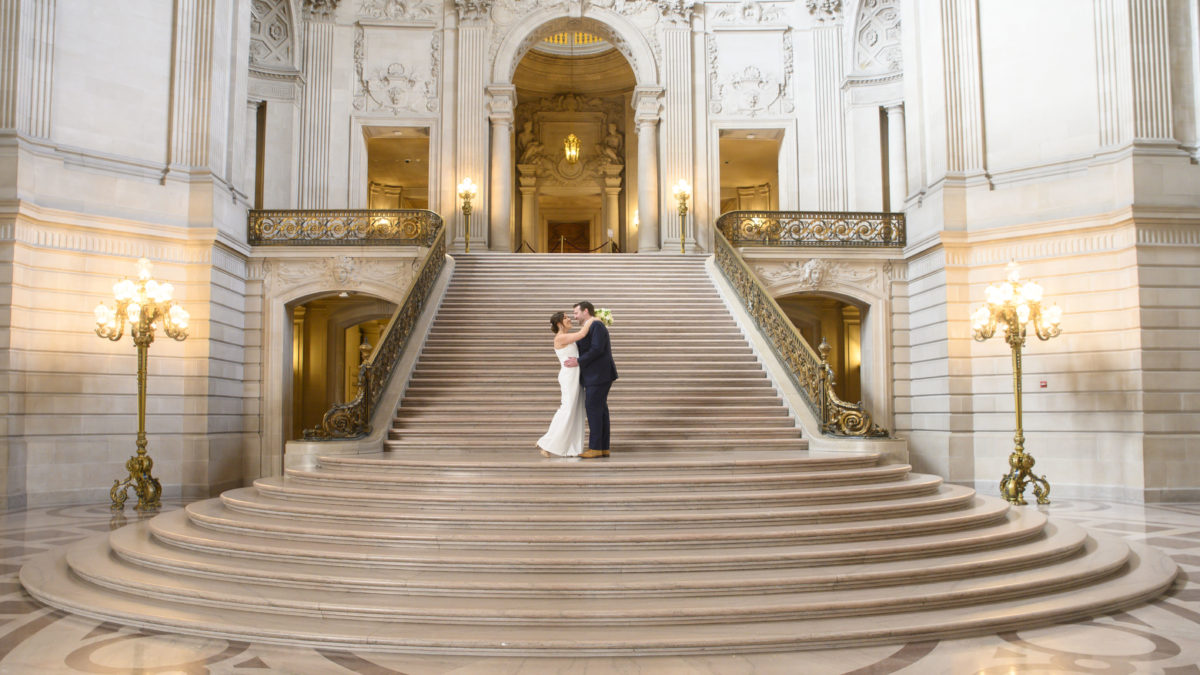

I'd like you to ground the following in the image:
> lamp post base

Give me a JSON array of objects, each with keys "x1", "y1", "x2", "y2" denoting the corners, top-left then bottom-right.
[
  {"x1": 999, "y1": 450, "x2": 1050, "y2": 506},
  {"x1": 110, "y1": 452, "x2": 162, "y2": 511}
]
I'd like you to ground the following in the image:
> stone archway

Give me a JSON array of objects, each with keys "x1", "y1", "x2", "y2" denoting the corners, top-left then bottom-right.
[{"x1": 484, "y1": 9, "x2": 666, "y2": 253}]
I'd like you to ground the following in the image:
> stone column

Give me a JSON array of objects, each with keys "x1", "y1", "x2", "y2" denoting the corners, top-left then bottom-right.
[
  {"x1": 884, "y1": 103, "x2": 908, "y2": 211},
  {"x1": 633, "y1": 86, "x2": 662, "y2": 252},
  {"x1": 297, "y1": 13, "x2": 334, "y2": 208},
  {"x1": 1093, "y1": 0, "x2": 1176, "y2": 148},
  {"x1": 602, "y1": 165, "x2": 622, "y2": 252},
  {"x1": 0, "y1": 0, "x2": 55, "y2": 136},
  {"x1": 168, "y1": 0, "x2": 216, "y2": 171},
  {"x1": 810, "y1": 1, "x2": 848, "y2": 209},
  {"x1": 487, "y1": 85, "x2": 515, "y2": 252},
  {"x1": 518, "y1": 164, "x2": 536, "y2": 250},
  {"x1": 940, "y1": 0, "x2": 985, "y2": 176}
]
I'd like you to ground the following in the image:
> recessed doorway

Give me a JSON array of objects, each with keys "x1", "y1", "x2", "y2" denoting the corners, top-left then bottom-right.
[
  {"x1": 719, "y1": 129, "x2": 783, "y2": 213},
  {"x1": 365, "y1": 126, "x2": 430, "y2": 209}
]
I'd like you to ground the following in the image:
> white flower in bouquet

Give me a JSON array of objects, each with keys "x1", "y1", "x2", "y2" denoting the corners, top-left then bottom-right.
[{"x1": 594, "y1": 308, "x2": 613, "y2": 326}]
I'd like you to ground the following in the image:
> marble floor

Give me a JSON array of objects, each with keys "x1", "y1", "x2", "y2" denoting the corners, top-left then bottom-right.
[{"x1": 1, "y1": 498, "x2": 1197, "y2": 675}]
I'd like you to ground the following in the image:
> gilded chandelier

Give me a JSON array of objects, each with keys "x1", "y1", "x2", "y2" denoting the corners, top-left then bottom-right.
[
  {"x1": 94, "y1": 258, "x2": 190, "y2": 511},
  {"x1": 971, "y1": 261, "x2": 1062, "y2": 505}
]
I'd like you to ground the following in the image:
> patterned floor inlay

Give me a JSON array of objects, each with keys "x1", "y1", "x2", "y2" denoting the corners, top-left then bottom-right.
[{"x1": 3, "y1": 498, "x2": 1198, "y2": 674}]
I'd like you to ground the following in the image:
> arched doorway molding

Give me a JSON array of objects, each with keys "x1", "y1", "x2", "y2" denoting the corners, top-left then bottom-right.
[
  {"x1": 485, "y1": 10, "x2": 665, "y2": 253},
  {"x1": 751, "y1": 255, "x2": 897, "y2": 431},
  {"x1": 255, "y1": 260, "x2": 419, "y2": 482},
  {"x1": 490, "y1": 11, "x2": 659, "y2": 87}
]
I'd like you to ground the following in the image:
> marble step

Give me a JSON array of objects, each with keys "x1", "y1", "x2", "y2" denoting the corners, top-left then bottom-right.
[
  {"x1": 254, "y1": 474, "x2": 940, "y2": 510},
  {"x1": 27, "y1": 541, "x2": 1175, "y2": 655},
  {"x1": 393, "y1": 395, "x2": 784, "y2": 408},
  {"x1": 405, "y1": 372, "x2": 771, "y2": 384},
  {"x1": 107, "y1": 520, "x2": 1087, "y2": 598},
  {"x1": 284, "y1": 459, "x2": 903, "y2": 491},
  {"x1": 381, "y1": 438, "x2": 810, "y2": 452},
  {"x1": 178, "y1": 497, "x2": 1010, "y2": 548},
  {"x1": 392, "y1": 411, "x2": 793, "y2": 424},
  {"x1": 389, "y1": 427, "x2": 802, "y2": 441},
  {"x1": 219, "y1": 484, "x2": 972, "y2": 527},
  {"x1": 145, "y1": 506, "x2": 1047, "y2": 572},
  {"x1": 64, "y1": 533, "x2": 1131, "y2": 627},
  {"x1": 314, "y1": 450, "x2": 877, "y2": 474}
]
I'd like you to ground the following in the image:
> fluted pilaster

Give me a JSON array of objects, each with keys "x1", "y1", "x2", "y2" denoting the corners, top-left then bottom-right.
[
  {"x1": 1094, "y1": 0, "x2": 1133, "y2": 146},
  {"x1": 1, "y1": 0, "x2": 55, "y2": 136},
  {"x1": 813, "y1": 23, "x2": 847, "y2": 209},
  {"x1": 633, "y1": 86, "x2": 662, "y2": 253},
  {"x1": 661, "y1": 25, "x2": 693, "y2": 251},
  {"x1": 169, "y1": 0, "x2": 215, "y2": 168},
  {"x1": 940, "y1": 0, "x2": 984, "y2": 174},
  {"x1": 298, "y1": 18, "x2": 333, "y2": 208},
  {"x1": 1130, "y1": 0, "x2": 1172, "y2": 141},
  {"x1": 456, "y1": 23, "x2": 488, "y2": 250}
]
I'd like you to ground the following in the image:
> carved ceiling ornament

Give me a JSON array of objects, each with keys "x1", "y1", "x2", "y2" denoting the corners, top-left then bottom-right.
[
  {"x1": 854, "y1": 0, "x2": 901, "y2": 73},
  {"x1": 712, "y1": 0, "x2": 785, "y2": 24},
  {"x1": 805, "y1": 0, "x2": 843, "y2": 23},
  {"x1": 250, "y1": 0, "x2": 293, "y2": 68},
  {"x1": 357, "y1": 0, "x2": 439, "y2": 22},
  {"x1": 756, "y1": 259, "x2": 882, "y2": 296},
  {"x1": 353, "y1": 25, "x2": 440, "y2": 114},
  {"x1": 707, "y1": 28, "x2": 794, "y2": 117}
]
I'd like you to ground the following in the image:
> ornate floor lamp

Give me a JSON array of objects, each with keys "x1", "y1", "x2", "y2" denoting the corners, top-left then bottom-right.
[
  {"x1": 94, "y1": 258, "x2": 190, "y2": 511},
  {"x1": 971, "y1": 261, "x2": 1062, "y2": 505}
]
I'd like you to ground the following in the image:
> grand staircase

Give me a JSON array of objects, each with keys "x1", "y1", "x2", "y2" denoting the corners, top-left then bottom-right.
[{"x1": 20, "y1": 253, "x2": 1177, "y2": 656}]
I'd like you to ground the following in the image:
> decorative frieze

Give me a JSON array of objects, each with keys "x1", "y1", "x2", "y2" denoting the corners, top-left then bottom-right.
[
  {"x1": 357, "y1": 0, "x2": 438, "y2": 22},
  {"x1": 711, "y1": 1, "x2": 785, "y2": 24}
]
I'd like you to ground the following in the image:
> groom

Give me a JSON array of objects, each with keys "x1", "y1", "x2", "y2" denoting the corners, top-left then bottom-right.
[{"x1": 564, "y1": 301, "x2": 617, "y2": 458}]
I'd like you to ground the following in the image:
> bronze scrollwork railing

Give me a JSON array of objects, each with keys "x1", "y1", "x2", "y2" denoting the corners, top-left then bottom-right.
[
  {"x1": 249, "y1": 209, "x2": 442, "y2": 246},
  {"x1": 302, "y1": 222, "x2": 447, "y2": 440},
  {"x1": 717, "y1": 210, "x2": 905, "y2": 248},
  {"x1": 714, "y1": 229, "x2": 888, "y2": 437}
]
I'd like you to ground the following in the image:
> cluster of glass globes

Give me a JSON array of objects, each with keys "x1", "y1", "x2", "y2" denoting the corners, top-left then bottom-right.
[
  {"x1": 94, "y1": 258, "x2": 190, "y2": 340},
  {"x1": 970, "y1": 262, "x2": 1062, "y2": 340}
]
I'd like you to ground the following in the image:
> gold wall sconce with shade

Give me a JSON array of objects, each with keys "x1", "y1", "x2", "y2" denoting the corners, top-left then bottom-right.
[
  {"x1": 970, "y1": 261, "x2": 1062, "y2": 505},
  {"x1": 93, "y1": 258, "x2": 190, "y2": 511}
]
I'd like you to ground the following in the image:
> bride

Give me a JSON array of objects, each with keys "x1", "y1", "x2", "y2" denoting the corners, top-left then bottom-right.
[{"x1": 536, "y1": 311, "x2": 596, "y2": 457}]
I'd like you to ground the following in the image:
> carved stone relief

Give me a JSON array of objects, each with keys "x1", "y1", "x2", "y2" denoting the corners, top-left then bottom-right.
[
  {"x1": 357, "y1": 0, "x2": 439, "y2": 22},
  {"x1": 854, "y1": 0, "x2": 901, "y2": 73},
  {"x1": 304, "y1": 0, "x2": 341, "y2": 19},
  {"x1": 455, "y1": 0, "x2": 493, "y2": 22},
  {"x1": 712, "y1": 1, "x2": 785, "y2": 24},
  {"x1": 514, "y1": 93, "x2": 625, "y2": 187},
  {"x1": 756, "y1": 259, "x2": 883, "y2": 297},
  {"x1": 263, "y1": 257, "x2": 419, "y2": 295},
  {"x1": 250, "y1": 0, "x2": 293, "y2": 68},
  {"x1": 805, "y1": 0, "x2": 843, "y2": 23},
  {"x1": 707, "y1": 29, "x2": 794, "y2": 117},
  {"x1": 353, "y1": 25, "x2": 441, "y2": 114}
]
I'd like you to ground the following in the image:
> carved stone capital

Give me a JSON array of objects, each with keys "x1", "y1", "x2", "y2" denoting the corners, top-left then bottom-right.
[
  {"x1": 657, "y1": 0, "x2": 695, "y2": 23},
  {"x1": 805, "y1": 0, "x2": 843, "y2": 23},
  {"x1": 304, "y1": 0, "x2": 341, "y2": 19},
  {"x1": 455, "y1": 0, "x2": 493, "y2": 22},
  {"x1": 487, "y1": 84, "x2": 516, "y2": 121},
  {"x1": 632, "y1": 86, "x2": 664, "y2": 124}
]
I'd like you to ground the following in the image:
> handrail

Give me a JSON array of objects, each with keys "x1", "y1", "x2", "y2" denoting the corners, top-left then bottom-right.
[
  {"x1": 714, "y1": 228, "x2": 888, "y2": 437},
  {"x1": 302, "y1": 221, "x2": 447, "y2": 440},
  {"x1": 717, "y1": 210, "x2": 905, "y2": 248},
  {"x1": 249, "y1": 209, "x2": 442, "y2": 246}
]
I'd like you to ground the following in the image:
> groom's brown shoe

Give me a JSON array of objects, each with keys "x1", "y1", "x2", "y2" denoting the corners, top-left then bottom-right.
[{"x1": 580, "y1": 448, "x2": 610, "y2": 458}]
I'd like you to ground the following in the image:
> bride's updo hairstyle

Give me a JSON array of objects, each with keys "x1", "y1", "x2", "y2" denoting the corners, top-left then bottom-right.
[{"x1": 549, "y1": 311, "x2": 567, "y2": 333}]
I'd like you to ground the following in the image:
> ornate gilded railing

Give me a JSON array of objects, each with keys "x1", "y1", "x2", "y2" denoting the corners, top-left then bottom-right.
[
  {"x1": 714, "y1": 229, "x2": 888, "y2": 437},
  {"x1": 302, "y1": 222, "x2": 447, "y2": 440},
  {"x1": 248, "y1": 209, "x2": 442, "y2": 246},
  {"x1": 717, "y1": 210, "x2": 905, "y2": 248}
]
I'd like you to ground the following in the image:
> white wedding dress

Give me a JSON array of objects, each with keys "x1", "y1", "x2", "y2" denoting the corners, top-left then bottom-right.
[{"x1": 536, "y1": 343, "x2": 586, "y2": 457}]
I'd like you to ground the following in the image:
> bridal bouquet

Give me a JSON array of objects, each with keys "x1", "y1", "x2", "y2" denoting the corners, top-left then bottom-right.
[{"x1": 595, "y1": 308, "x2": 613, "y2": 326}]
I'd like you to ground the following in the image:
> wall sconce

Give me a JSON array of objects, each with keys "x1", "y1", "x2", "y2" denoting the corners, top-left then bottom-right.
[
  {"x1": 672, "y1": 179, "x2": 691, "y2": 254},
  {"x1": 457, "y1": 178, "x2": 477, "y2": 252}
]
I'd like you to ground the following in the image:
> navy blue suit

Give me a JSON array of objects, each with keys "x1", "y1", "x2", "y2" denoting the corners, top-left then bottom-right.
[{"x1": 576, "y1": 321, "x2": 618, "y2": 451}]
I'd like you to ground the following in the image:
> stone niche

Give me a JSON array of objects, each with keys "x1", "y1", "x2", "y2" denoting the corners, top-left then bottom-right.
[{"x1": 514, "y1": 93, "x2": 627, "y2": 251}]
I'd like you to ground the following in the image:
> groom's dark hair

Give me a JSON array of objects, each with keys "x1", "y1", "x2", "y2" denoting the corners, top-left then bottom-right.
[{"x1": 574, "y1": 301, "x2": 595, "y2": 316}]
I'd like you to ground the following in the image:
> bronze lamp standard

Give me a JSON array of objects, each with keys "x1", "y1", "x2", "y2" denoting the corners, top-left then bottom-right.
[
  {"x1": 94, "y1": 258, "x2": 190, "y2": 511},
  {"x1": 672, "y1": 179, "x2": 691, "y2": 254},
  {"x1": 457, "y1": 177, "x2": 477, "y2": 253},
  {"x1": 970, "y1": 261, "x2": 1062, "y2": 505}
]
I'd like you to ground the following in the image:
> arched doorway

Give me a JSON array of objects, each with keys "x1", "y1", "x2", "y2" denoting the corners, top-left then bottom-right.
[
  {"x1": 511, "y1": 31, "x2": 635, "y2": 252},
  {"x1": 486, "y1": 11, "x2": 666, "y2": 253},
  {"x1": 776, "y1": 292, "x2": 868, "y2": 404}
]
